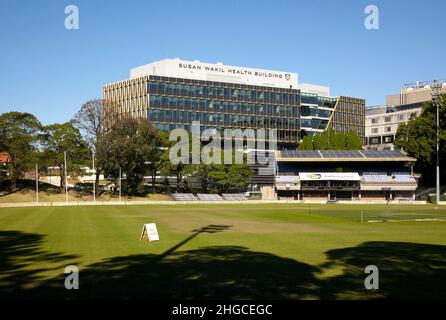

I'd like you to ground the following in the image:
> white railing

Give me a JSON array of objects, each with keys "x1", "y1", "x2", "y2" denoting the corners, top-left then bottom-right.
[{"x1": 0, "y1": 199, "x2": 429, "y2": 208}]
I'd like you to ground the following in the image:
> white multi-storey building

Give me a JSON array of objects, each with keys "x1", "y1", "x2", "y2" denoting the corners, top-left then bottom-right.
[
  {"x1": 365, "y1": 80, "x2": 446, "y2": 150},
  {"x1": 365, "y1": 104, "x2": 423, "y2": 150}
]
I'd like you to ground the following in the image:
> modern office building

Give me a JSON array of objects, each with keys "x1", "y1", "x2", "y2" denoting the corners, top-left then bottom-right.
[
  {"x1": 103, "y1": 58, "x2": 365, "y2": 147},
  {"x1": 365, "y1": 79, "x2": 445, "y2": 150},
  {"x1": 387, "y1": 81, "x2": 446, "y2": 107}
]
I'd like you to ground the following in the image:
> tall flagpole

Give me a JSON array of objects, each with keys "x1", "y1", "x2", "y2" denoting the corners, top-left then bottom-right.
[{"x1": 64, "y1": 151, "x2": 68, "y2": 204}]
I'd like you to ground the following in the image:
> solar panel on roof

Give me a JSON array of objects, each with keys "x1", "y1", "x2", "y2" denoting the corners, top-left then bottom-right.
[
  {"x1": 320, "y1": 150, "x2": 363, "y2": 158},
  {"x1": 280, "y1": 150, "x2": 409, "y2": 159},
  {"x1": 280, "y1": 150, "x2": 321, "y2": 158},
  {"x1": 361, "y1": 150, "x2": 406, "y2": 158}
]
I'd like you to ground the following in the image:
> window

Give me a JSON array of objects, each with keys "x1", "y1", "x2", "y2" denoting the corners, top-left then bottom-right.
[
  {"x1": 398, "y1": 114, "x2": 405, "y2": 121},
  {"x1": 384, "y1": 116, "x2": 392, "y2": 122},
  {"x1": 208, "y1": 100, "x2": 214, "y2": 111},
  {"x1": 372, "y1": 128, "x2": 379, "y2": 134},
  {"x1": 370, "y1": 137, "x2": 380, "y2": 144},
  {"x1": 224, "y1": 88, "x2": 230, "y2": 99},
  {"x1": 371, "y1": 118, "x2": 378, "y2": 124},
  {"x1": 385, "y1": 126, "x2": 392, "y2": 132}
]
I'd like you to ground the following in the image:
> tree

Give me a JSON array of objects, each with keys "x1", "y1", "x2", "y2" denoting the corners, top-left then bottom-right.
[
  {"x1": 313, "y1": 131, "x2": 329, "y2": 150},
  {"x1": 209, "y1": 164, "x2": 253, "y2": 193},
  {"x1": 147, "y1": 131, "x2": 169, "y2": 192},
  {"x1": 183, "y1": 163, "x2": 213, "y2": 193},
  {"x1": 330, "y1": 130, "x2": 346, "y2": 149},
  {"x1": 394, "y1": 94, "x2": 446, "y2": 186},
  {"x1": 158, "y1": 131, "x2": 197, "y2": 192},
  {"x1": 97, "y1": 117, "x2": 160, "y2": 194},
  {"x1": 0, "y1": 112, "x2": 42, "y2": 190},
  {"x1": 298, "y1": 129, "x2": 362, "y2": 150},
  {"x1": 182, "y1": 149, "x2": 254, "y2": 193},
  {"x1": 159, "y1": 151, "x2": 187, "y2": 192},
  {"x1": 345, "y1": 130, "x2": 363, "y2": 150},
  {"x1": 41, "y1": 122, "x2": 90, "y2": 192},
  {"x1": 71, "y1": 99, "x2": 112, "y2": 195},
  {"x1": 298, "y1": 135, "x2": 314, "y2": 150}
]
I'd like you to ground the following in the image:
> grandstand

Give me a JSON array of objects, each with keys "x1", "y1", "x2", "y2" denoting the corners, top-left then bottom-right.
[
  {"x1": 273, "y1": 150, "x2": 418, "y2": 201},
  {"x1": 171, "y1": 193, "x2": 248, "y2": 202},
  {"x1": 196, "y1": 194, "x2": 223, "y2": 201},
  {"x1": 392, "y1": 172, "x2": 417, "y2": 183},
  {"x1": 363, "y1": 173, "x2": 390, "y2": 183},
  {"x1": 222, "y1": 193, "x2": 248, "y2": 201},
  {"x1": 171, "y1": 193, "x2": 197, "y2": 201}
]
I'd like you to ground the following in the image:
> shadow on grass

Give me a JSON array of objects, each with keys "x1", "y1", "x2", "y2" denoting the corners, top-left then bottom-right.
[
  {"x1": 319, "y1": 241, "x2": 446, "y2": 299},
  {"x1": 1, "y1": 228, "x2": 446, "y2": 299},
  {"x1": 0, "y1": 230, "x2": 78, "y2": 299},
  {"x1": 0, "y1": 179, "x2": 63, "y2": 197}
]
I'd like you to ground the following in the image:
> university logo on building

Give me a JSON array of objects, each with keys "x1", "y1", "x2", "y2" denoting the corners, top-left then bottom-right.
[{"x1": 285, "y1": 74, "x2": 291, "y2": 81}]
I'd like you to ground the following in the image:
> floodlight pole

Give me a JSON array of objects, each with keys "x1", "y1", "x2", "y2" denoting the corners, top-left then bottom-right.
[
  {"x1": 92, "y1": 151, "x2": 96, "y2": 204},
  {"x1": 64, "y1": 151, "x2": 68, "y2": 204},
  {"x1": 431, "y1": 81, "x2": 442, "y2": 204},
  {"x1": 437, "y1": 97, "x2": 440, "y2": 204},
  {"x1": 35, "y1": 163, "x2": 39, "y2": 205}
]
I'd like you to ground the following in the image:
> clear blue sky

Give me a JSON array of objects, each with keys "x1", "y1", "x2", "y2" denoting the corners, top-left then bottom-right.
[{"x1": 0, "y1": 0, "x2": 445, "y2": 125}]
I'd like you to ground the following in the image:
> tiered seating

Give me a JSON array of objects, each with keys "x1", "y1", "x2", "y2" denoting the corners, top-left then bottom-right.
[
  {"x1": 222, "y1": 193, "x2": 248, "y2": 201},
  {"x1": 363, "y1": 173, "x2": 390, "y2": 183},
  {"x1": 172, "y1": 193, "x2": 197, "y2": 201},
  {"x1": 196, "y1": 194, "x2": 223, "y2": 201},
  {"x1": 392, "y1": 173, "x2": 416, "y2": 183}
]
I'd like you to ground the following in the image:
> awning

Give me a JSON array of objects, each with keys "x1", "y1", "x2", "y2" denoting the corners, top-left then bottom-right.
[{"x1": 299, "y1": 172, "x2": 361, "y2": 181}]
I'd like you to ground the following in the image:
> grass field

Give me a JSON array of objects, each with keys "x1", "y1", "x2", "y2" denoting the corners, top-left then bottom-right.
[{"x1": 1, "y1": 203, "x2": 446, "y2": 299}]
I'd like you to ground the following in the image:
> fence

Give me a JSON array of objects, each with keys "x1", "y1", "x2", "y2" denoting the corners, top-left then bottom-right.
[{"x1": 0, "y1": 199, "x2": 431, "y2": 208}]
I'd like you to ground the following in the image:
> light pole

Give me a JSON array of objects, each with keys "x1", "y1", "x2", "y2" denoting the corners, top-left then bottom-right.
[
  {"x1": 64, "y1": 151, "x2": 68, "y2": 204},
  {"x1": 35, "y1": 163, "x2": 39, "y2": 205},
  {"x1": 92, "y1": 151, "x2": 96, "y2": 204},
  {"x1": 119, "y1": 167, "x2": 122, "y2": 202},
  {"x1": 431, "y1": 80, "x2": 442, "y2": 204}
]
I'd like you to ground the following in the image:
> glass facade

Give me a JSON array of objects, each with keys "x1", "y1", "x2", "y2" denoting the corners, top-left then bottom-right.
[
  {"x1": 147, "y1": 75, "x2": 301, "y2": 143},
  {"x1": 301, "y1": 93, "x2": 337, "y2": 108},
  {"x1": 329, "y1": 96, "x2": 365, "y2": 140},
  {"x1": 300, "y1": 94, "x2": 337, "y2": 134},
  {"x1": 103, "y1": 71, "x2": 365, "y2": 147}
]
